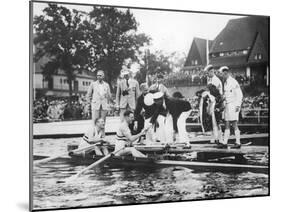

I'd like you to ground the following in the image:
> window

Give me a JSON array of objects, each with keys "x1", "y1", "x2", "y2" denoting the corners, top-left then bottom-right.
[
  {"x1": 60, "y1": 78, "x2": 62, "y2": 84},
  {"x1": 255, "y1": 53, "x2": 263, "y2": 60},
  {"x1": 194, "y1": 60, "x2": 198, "y2": 65}
]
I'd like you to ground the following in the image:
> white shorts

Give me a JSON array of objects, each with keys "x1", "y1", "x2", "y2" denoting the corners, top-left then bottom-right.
[
  {"x1": 224, "y1": 103, "x2": 239, "y2": 121},
  {"x1": 114, "y1": 140, "x2": 126, "y2": 151}
]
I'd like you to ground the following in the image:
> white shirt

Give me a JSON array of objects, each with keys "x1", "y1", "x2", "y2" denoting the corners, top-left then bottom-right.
[
  {"x1": 83, "y1": 126, "x2": 104, "y2": 143},
  {"x1": 223, "y1": 76, "x2": 243, "y2": 106},
  {"x1": 97, "y1": 81, "x2": 107, "y2": 99},
  {"x1": 207, "y1": 75, "x2": 223, "y2": 95}
]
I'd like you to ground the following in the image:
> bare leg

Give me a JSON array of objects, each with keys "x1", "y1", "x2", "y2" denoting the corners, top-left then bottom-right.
[
  {"x1": 222, "y1": 121, "x2": 230, "y2": 145},
  {"x1": 91, "y1": 108, "x2": 100, "y2": 127},
  {"x1": 94, "y1": 146, "x2": 103, "y2": 156},
  {"x1": 232, "y1": 121, "x2": 240, "y2": 144}
]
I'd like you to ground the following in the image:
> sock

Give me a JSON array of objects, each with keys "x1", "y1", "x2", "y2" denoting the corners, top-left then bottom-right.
[
  {"x1": 213, "y1": 127, "x2": 218, "y2": 140},
  {"x1": 235, "y1": 129, "x2": 241, "y2": 145},
  {"x1": 218, "y1": 130, "x2": 223, "y2": 143},
  {"x1": 223, "y1": 129, "x2": 230, "y2": 144}
]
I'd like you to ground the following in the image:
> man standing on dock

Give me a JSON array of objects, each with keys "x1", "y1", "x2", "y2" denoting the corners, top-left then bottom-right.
[
  {"x1": 218, "y1": 66, "x2": 243, "y2": 149},
  {"x1": 86, "y1": 70, "x2": 112, "y2": 127},
  {"x1": 116, "y1": 69, "x2": 140, "y2": 120},
  {"x1": 204, "y1": 64, "x2": 223, "y2": 95},
  {"x1": 203, "y1": 64, "x2": 224, "y2": 143}
]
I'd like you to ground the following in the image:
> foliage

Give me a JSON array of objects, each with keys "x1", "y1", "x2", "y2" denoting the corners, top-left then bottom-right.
[{"x1": 33, "y1": 4, "x2": 151, "y2": 95}]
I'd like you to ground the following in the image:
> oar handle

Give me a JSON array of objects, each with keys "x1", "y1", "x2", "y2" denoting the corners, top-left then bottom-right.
[
  {"x1": 34, "y1": 153, "x2": 68, "y2": 165},
  {"x1": 74, "y1": 147, "x2": 125, "y2": 178},
  {"x1": 58, "y1": 147, "x2": 126, "y2": 183},
  {"x1": 35, "y1": 142, "x2": 102, "y2": 166}
]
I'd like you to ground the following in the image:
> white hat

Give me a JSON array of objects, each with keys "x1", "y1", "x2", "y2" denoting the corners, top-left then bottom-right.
[
  {"x1": 149, "y1": 84, "x2": 158, "y2": 92},
  {"x1": 144, "y1": 93, "x2": 154, "y2": 106},
  {"x1": 153, "y1": 92, "x2": 164, "y2": 100},
  {"x1": 203, "y1": 64, "x2": 214, "y2": 72},
  {"x1": 219, "y1": 66, "x2": 229, "y2": 72}
]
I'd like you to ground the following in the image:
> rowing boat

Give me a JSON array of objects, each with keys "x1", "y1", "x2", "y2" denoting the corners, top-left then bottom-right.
[{"x1": 33, "y1": 132, "x2": 269, "y2": 174}]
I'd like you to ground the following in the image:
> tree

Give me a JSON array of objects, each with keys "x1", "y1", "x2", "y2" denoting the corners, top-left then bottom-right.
[
  {"x1": 33, "y1": 4, "x2": 95, "y2": 98},
  {"x1": 87, "y1": 7, "x2": 151, "y2": 88},
  {"x1": 136, "y1": 50, "x2": 173, "y2": 83}
]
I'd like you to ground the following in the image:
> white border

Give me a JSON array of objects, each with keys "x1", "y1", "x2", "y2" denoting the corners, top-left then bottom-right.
[{"x1": 1, "y1": 0, "x2": 278, "y2": 212}]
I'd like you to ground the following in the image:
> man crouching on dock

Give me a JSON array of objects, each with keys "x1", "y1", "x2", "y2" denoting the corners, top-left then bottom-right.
[{"x1": 115, "y1": 110, "x2": 149, "y2": 157}]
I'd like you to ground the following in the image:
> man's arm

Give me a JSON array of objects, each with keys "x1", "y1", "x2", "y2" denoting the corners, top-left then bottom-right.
[
  {"x1": 106, "y1": 83, "x2": 112, "y2": 102},
  {"x1": 234, "y1": 82, "x2": 243, "y2": 106},
  {"x1": 121, "y1": 126, "x2": 146, "y2": 143},
  {"x1": 86, "y1": 82, "x2": 94, "y2": 104},
  {"x1": 135, "y1": 81, "x2": 140, "y2": 99},
  {"x1": 116, "y1": 82, "x2": 121, "y2": 108}
]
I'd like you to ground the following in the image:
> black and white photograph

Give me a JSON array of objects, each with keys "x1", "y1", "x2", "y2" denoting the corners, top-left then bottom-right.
[{"x1": 30, "y1": 0, "x2": 269, "y2": 211}]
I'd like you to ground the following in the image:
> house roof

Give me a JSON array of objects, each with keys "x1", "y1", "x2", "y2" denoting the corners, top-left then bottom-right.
[
  {"x1": 184, "y1": 37, "x2": 213, "y2": 66},
  {"x1": 210, "y1": 16, "x2": 269, "y2": 53},
  {"x1": 194, "y1": 38, "x2": 213, "y2": 65}
]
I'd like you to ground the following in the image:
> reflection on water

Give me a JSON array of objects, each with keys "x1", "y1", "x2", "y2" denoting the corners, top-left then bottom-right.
[{"x1": 32, "y1": 138, "x2": 268, "y2": 210}]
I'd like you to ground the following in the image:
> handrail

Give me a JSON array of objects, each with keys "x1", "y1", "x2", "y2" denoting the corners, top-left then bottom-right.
[{"x1": 186, "y1": 108, "x2": 268, "y2": 124}]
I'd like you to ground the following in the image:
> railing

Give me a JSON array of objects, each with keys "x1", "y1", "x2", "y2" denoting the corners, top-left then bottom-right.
[
  {"x1": 186, "y1": 108, "x2": 269, "y2": 125},
  {"x1": 241, "y1": 108, "x2": 269, "y2": 124}
]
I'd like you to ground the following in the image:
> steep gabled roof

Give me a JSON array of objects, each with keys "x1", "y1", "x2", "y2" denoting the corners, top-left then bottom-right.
[
  {"x1": 210, "y1": 16, "x2": 269, "y2": 53},
  {"x1": 184, "y1": 37, "x2": 213, "y2": 66}
]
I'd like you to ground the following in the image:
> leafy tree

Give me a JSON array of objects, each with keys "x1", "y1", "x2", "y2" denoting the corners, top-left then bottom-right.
[
  {"x1": 87, "y1": 6, "x2": 150, "y2": 88},
  {"x1": 34, "y1": 4, "x2": 150, "y2": 95},
  {"x1": 136, "y1": 50, "x2": 173, "y2": 83},
  {"x1": 33, "y1": 4, "x2": 94, "y2": 98}
]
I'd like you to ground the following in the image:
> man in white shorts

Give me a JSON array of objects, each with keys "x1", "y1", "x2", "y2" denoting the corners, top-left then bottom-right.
[{"x1": 218, "y1": 66, "x2": 243, "y2": 149}]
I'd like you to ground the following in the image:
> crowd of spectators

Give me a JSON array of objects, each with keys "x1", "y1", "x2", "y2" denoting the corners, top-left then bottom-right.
[
  {"x1": 162, "y1": 70, "x2": 208, "y2": 87},
  {"x1": 161, "y1": 69, "x2": 251, "y2": 88},
  {"x1": 33, "y1": 95, "x2": 118, "y2": 123}
]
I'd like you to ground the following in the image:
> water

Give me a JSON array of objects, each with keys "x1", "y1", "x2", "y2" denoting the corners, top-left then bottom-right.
[{"x1": 32, "y1": 138, "x2": 269, "y2": 210}]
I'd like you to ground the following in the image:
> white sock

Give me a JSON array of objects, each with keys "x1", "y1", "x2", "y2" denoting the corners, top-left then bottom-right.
[
  {"x1": 235, "y1": 129, "x2": 241, "y2": 144},
  {"x1": 223, "y1": 129, "x2": 230, "y2": 144},
  {"x1": 218, "y1": 130, "x2": 223, "y2": 143},
  {"x1": 213, "y1": 127, "x2": 218, "y2": 140}
]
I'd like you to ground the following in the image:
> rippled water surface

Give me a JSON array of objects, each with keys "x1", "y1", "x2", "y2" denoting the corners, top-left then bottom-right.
[{"x1": 32, "y1": 138, "x2": 268, "y2": 210}]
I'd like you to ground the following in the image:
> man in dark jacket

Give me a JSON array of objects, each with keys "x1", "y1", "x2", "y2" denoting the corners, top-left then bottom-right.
[
  {"x1": 131, "y1": 83, "x2": 157, "y2": 144},
  {"x1": 151, "y1": 92, "x2": 192, "y2": 147}
]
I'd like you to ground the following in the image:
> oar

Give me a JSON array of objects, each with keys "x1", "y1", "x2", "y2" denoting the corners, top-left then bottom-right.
[
  {"x1": 56, "y1": 147, "x2": 126, "y2": 184},
  {"x1": 34, "y1": 142, "x2": 101, "y2": 166}
]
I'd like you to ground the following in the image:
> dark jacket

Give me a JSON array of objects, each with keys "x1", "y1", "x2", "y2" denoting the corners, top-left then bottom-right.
[
  {"x1": 134, "y1": 94, "x2": 157, "y2": 119},
  {"x1": 130, "y1": 94, "x2": 157, "y2": 134},
  {"x1": 151, "y1": 97, "x2": 192, "y2": 132}
]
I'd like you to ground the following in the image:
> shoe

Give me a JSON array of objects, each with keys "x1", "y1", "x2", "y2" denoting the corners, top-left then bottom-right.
[
  {"x1": 231, "y1": 143, "x2": 241, "y2": 149},
  {"x1": 216, "y1": 143, "x2": 228, "y2": 149}
]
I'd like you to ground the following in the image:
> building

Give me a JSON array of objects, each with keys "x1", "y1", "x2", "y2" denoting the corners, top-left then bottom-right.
[
  {"x1": 182, "y1": 37, "x2": 213, "y2": 74},
  {"x1": 209, "y1": 16, "x2": 269, "y2": 86},
  {"x1": 33, "y1": 52, "x2": 95, "y2": 99}
]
